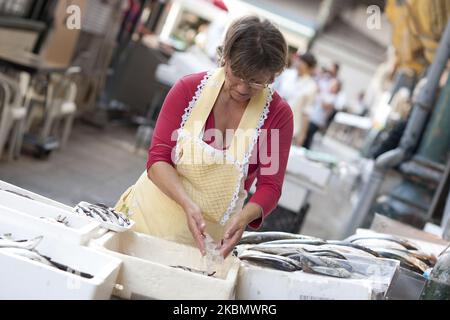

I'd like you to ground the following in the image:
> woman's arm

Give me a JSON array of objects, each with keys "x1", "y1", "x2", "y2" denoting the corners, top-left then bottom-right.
[{"x1": 248, "y1": 104, "x2": 294, "y2": 227}]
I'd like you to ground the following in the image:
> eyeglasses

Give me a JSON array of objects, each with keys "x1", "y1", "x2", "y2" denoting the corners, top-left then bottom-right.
[{"x1": 226, "y1": 67, "x2": 271, "y2": 90}]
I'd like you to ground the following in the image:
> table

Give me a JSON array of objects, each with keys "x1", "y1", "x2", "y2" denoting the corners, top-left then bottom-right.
[{"x1": 0, "y1": 46, "x2": 67, "y2": 75}]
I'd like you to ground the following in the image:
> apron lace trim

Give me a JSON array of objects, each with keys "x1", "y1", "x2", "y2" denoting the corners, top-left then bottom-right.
[{"x1": 175, "y1": 70, "x2": 273, "y2": 225}]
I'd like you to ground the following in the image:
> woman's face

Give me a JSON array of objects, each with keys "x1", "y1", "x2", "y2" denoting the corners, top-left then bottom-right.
[{"x1": 224, "y1": 63, "x2": 274, "y2": 103}]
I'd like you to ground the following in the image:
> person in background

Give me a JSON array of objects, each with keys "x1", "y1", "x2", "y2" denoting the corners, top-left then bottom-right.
[
  {"x1": 114, "y1": 16, "x2": 293, "y2": 258},
  {"x1": 272, "y1": 52, "x2": 300, "y2": 101},
  {"x1": 302, "y1": 78, "x2": 340, "y2": 149},
  {"x1": 353, "y1": 91, "x2": 369, "y2": 117},
  {"x1": 324, "y1": 79, "x2": 343, "y2": 132},
  {"x1": 287, "y1": 52, "x2": 318, "y2": 146}
]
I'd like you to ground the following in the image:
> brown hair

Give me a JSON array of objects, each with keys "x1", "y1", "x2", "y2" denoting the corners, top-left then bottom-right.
[{"x1": 217, "y1": 15, "x2": 288, "y2": 81}]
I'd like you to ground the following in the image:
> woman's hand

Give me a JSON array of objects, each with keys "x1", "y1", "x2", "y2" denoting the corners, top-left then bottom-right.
[
  {"x1": 219, "y1": 203, "x2": 262, "y2": 258},
  {"x1": 183, "y1": 201, "x2": 207, "y2": 256}
]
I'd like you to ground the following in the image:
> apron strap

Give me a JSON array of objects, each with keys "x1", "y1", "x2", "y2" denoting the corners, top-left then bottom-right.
[{"x1": 183, "y1": 67, "x2": 270, "y2": 165}]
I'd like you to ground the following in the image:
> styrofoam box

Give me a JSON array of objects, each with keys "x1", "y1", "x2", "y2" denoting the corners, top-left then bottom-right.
[
  {"x1": 0, "y1": 190, "x2": 101, "y2": 245},
  {"x1": 89, "y1": 231, "x2": 241, "y2": 300},
  {"x1": 250, "y1": 177, "x2": 308, "y2": 212},
  {"x1": 0, "y1": 217, "x2": 122, "y2": 300},
  {"x1": 287, "y1": 146, "x2": 332, "y2": 189},
  {"x1": 236, "y1": 263, "x2": 375, "y2": 300},
  {"x1": 0, "y1": 179, "x2": 73, "y2": 211}
]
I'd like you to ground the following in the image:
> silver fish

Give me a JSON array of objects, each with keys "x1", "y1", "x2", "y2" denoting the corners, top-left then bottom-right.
[
  {"x1": 249, "y1": 244, "x2": 347, "y2": 260},
  {"x1": 239, "y1": 250, "x2": 300, "y2": 272},
  {"x1": 0, "y1": 235, "x2": 43, "y2": 250},
  {"x1": 288, "y1": 252, "x2": 353, "y2": 272},
  {"x1": 315, "y1": 244, "x2": 379, "y2": 259},
  {"x1": 91, "y1": 207, "x2": 108, "y2": 222},
  {"x1": 171, "y1": 265, "x2": 216, "y2": 277},
  {"x1": 40, "y1": 215, "x2": 69, "y2": 227},
  {"x1": 0, "y1": 247, "x2": 54, "y2": 266},
  {"x1": 249, "y1": 246, "x2": 302, "y2": 257},
  {"x1": 325, "y1": 241, "x2": 381, "y2": 257},
  {"x1": 351, "y1": 238, "x2": 408, "y2": 250},
  {"x1": 262, "y1": 239, "x2": 327, "y2": 246},
  {"x1": 304, "y1": 249, "x2": 347, "y2": 260},
  {"x1": 344, "y1": 234, "x2": 419, "y2": 251},
  {"x1": 238, "y1": 231, "x2": 320, "y2": 245},
  {"x1": 308, "y1": 266, "x2": 352, "y2": 278},
  {"x1": 370, "y1": 247, "x2": 428, "y2": 274}
]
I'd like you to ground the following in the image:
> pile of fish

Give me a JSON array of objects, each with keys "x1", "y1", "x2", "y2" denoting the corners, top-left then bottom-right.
[
  {"x1": 342, "y1": 233, "x2": 436, "y2": 274},
  {"x1": 74, "y1": 201, "x2": 131, "y2": 227},
  {"x1": 0, "y1": 233, "x2": 93, "y2": 278},
  {"x1": 234, "y1": 231, "x2": 437, "y2": 278}
]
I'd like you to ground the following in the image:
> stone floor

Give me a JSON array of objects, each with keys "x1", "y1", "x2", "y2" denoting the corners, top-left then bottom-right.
[
  {"x1": 0, "y1": 121, "x2": 147, "y2": 208},
  {"x1": 0, "y1": 121, "x2": 363, "y2": 240}
]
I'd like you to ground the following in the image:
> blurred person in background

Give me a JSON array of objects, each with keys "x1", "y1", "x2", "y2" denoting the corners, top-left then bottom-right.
[
  {"x1": 114, "y1": 16, "x2": 293, "y2": 258},
  {"x1": 272, "y1": 52, "x2": 300, "y2": 101},
  {"x1": 287, "y1": 52, "x2": 318, "y2": 146},
  {"x1": 302, "y1": 78, "x2": 340, "y2": 149},
  {"x1": 353, "y1": 91, "x2": 369, "y2": 117},
  {"x1": 324, "y1": 79, "x2": 344, "y2": 132}
]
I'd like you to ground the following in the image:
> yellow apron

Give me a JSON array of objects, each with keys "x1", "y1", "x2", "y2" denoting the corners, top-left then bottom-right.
[{"x1": 115, "y1": 68, "x2": 272, "y2": 246}]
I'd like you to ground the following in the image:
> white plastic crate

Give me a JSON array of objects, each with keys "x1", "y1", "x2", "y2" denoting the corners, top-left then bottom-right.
[
  {"x1": 287, "y1": 146, "x2": 333, "y2": 189},
  {"x1": 235, "y1": 252, "x2": 399, "y2": 300},
  {"x1": 0, "y1": 190, "x2": 101, "y2": 245},
  {"x1": 236, "y1": 264, "x2": 374, "y2": 300},
  {"x1": 0, "y1": 218, "x2": 122, "y2": 300},
  {"x1": 90, "y1": 231, "x2": 241, "y2": 300},
  {"x1": 0, "y1": 179, "x2": 73, "y2": 211}
]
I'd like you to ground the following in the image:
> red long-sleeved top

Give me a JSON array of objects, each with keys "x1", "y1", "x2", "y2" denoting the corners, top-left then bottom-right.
[{"x1": 147, "y1": 72, "x2": 293, "y2": 229}]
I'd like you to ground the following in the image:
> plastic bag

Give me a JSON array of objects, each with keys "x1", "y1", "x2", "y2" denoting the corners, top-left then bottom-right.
[{"x1": 203, "y1": 233, "x2": 224, "y2": 275}]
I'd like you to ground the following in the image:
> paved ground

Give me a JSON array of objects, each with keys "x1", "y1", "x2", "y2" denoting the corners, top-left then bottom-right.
[
  {"x1": 0, "y1": 121, "x2": 363, "y2": 240},
  {"x1": 0, "y1": 121, "x2": 147, "y2": 208}
]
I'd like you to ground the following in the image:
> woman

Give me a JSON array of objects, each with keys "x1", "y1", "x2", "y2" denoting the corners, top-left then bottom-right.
[{"x1": 115, "y1": 16, "x2": 293, "y2": 258}]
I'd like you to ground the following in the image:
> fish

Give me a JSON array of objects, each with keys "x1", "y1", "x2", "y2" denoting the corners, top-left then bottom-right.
[
  {"x1": 94, "y1": 203, "x2": 130, "y2": 225},
  {"x1": 0, "y1": 247, "x2": 94, "y2": 279},
  {"x1": 287, "y1": 252, "x2": 353, "y2": 272},
  {"x1": 262, "y1": 239, "x2": 327, "y2": 246},
  {"x1": 308, "y1": 266, "x2": 352, "y2": 279},
  {"x1": 370, "y1": 247, "x2": 429, "y2": 274},
  {"x1": 247, "y1": 245, "x2": 302, "y2": 257},
  {"x1": 171, "y1": 265, "x2": 216, "y2": 277},
  {"x1": 325, "y1": 241, "x2": 381, "y2": 257},
  {"x1": 0, "y1": 235, "x2": 43, "y2": 250},
  {"x1": 91, "y1": 207, "x2": 108, "y2": 222},
  {"x1": 249, "y1": 244, "x2": 347, "y2": 260},
  {"x1": 74, "y1": 202, "x2": 131, "y2": 227},
  {"x1": 0, "y1": 247, "x2": 54, "y2": 266},
  {"x1": 344, "y1": 233, "x2": 419, "y2": 251},
  {"x1": 351, "y1": 238, "x2": 408, "y2": 251},
  {"x1": 239, "y1": 250, "x2": 301, "y2": 272},
  {"x1": 237, "y1": 231, "x2": 320, "y2": 245},
  {"x1": 404, "y1": 250, "x2": 437, "y2": 267},
  {"x1": 303, "y1": 249, "x2": 347, "y2": 260},
  {"x1": 40, "y1": 215, "x2": 70, "y2": 227}
]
